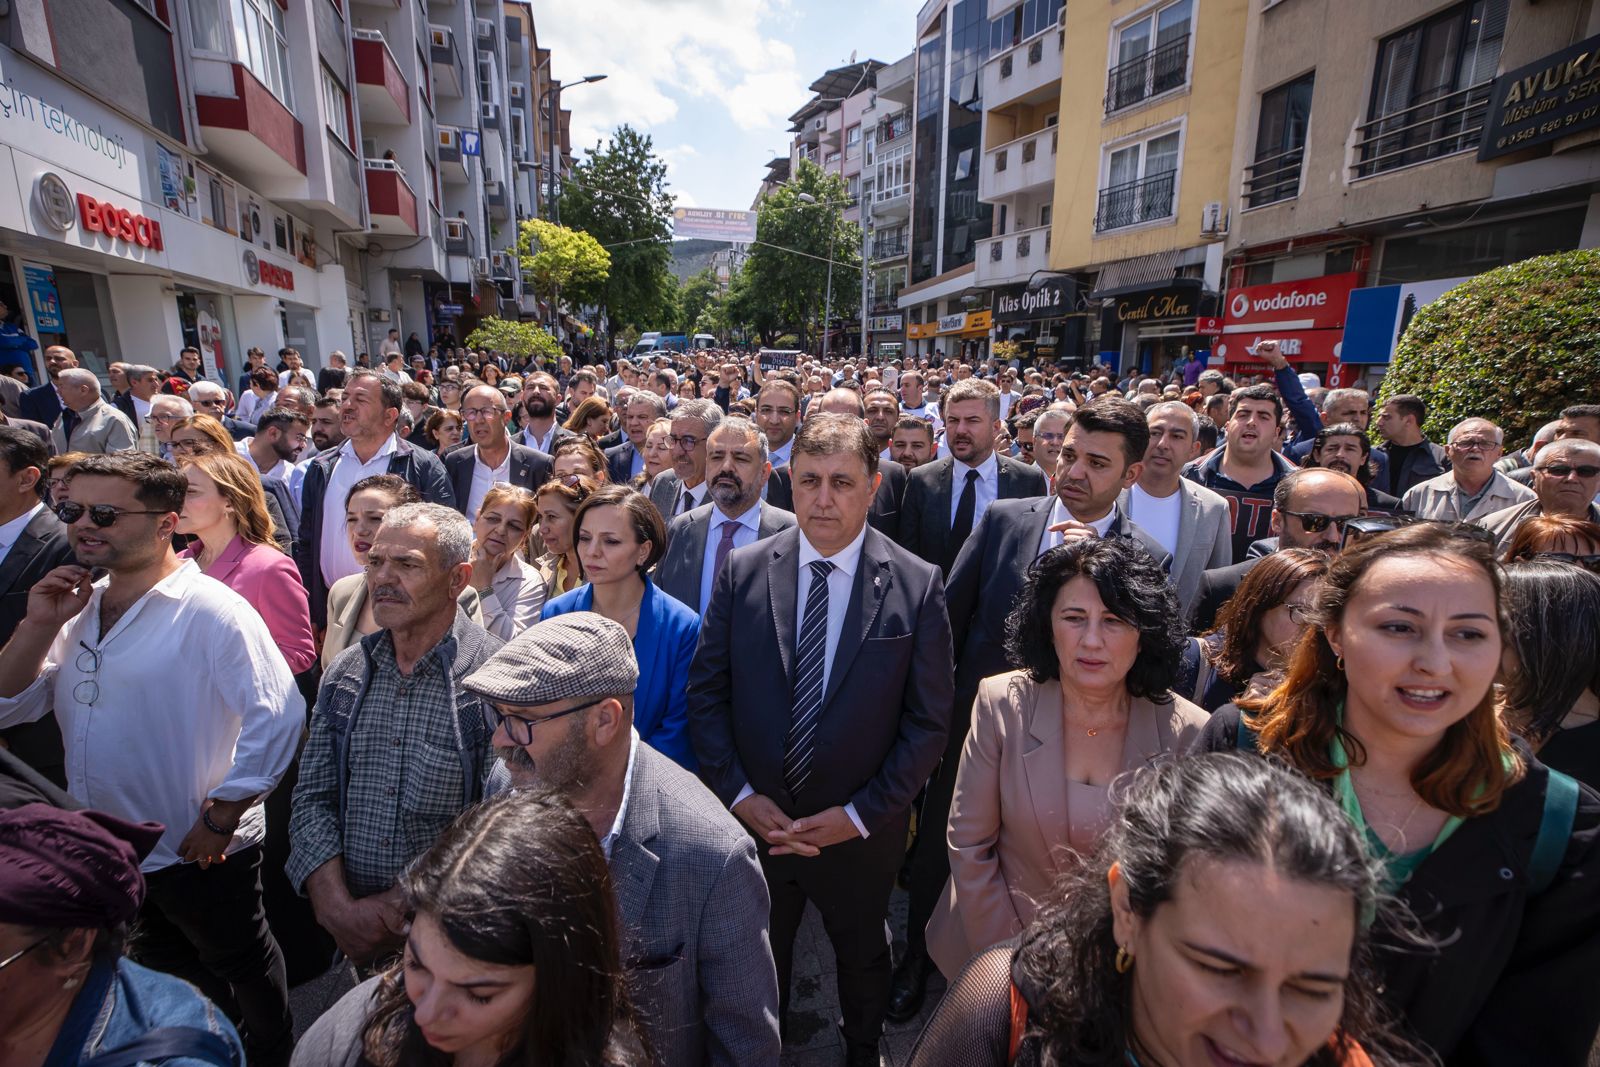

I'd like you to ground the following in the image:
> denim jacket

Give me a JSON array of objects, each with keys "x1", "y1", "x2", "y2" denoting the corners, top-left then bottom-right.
[{"x1": 45, "y1": 957, "x2": 243, "y2": 1066}]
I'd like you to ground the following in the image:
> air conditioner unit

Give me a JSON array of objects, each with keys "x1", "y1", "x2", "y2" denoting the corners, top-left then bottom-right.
[
  {"x1": 812, "y1": 116, "x2": 826, "y2": 132},
  {"x1": 509, "y1": 83, "x2": 524, "y2": 101},
  {"x1": 474, "y1": 256, "x2": 491, "y2": 276},
  {"x1": 368, "y1": 308, "x2": 391, "y2": 323},
  {"x1": 1200, "y1": 201, "x2": 1228, "y2": 236}
]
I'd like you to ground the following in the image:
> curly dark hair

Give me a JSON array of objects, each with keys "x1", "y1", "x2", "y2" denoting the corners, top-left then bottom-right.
[
  {"x1": 1003, "y1": 536, "x2": 1184, "y2": 700},
  {"x1": 1014, "y1": 753, "x2": 1421, "y2": 1067}
]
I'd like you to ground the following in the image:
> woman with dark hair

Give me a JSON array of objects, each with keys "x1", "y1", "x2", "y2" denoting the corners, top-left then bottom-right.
[
  {"x1": 480, "y1": 363, "x2": 502, "y2": 389},
  {"x1": 427, "y1": 409, "x2": 464, "y2": 458},
  {"x1": 553, "y1": 436, "x2": 610, "y2": 485},
  {"x1": 1197, "y1": 523, "x2": 1600, "y2": 1064},
  {"x1": 1503, "y1": 513, "x2": 1600, "y2": 571},
  {"x1": 908, "y1": 754, "x2": 1418, "y2": 1067},
  {"x1": 563, "y1": 396, "x2": 614, "y2": 442},
  {"x1": 0, "y1": 804, "x2": 245, "y2": 1066},
  {"x1": 925, "y1": 536, "x2": 1205, "y2": 981},
  {"x1": 1501, "y1": 560, "x2": 1600, "y2": 787},
  {"x1": 293, "y1": 790, "x2": 649, "y2": 1067},
  {"x1": 1192, "y1": 548, "x2": 1327, "y2": 711},
  {"x1": 540, "y1": 484, "x2": 700, "y2": 771}
]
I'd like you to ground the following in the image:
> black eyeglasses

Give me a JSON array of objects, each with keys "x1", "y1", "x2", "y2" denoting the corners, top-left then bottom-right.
[
  {"x1": 1280, "y1": 510, "x2": 1360, "y2": 534},
  {"x1": 1530, "y1": 551, "x2": 1600, "y2": 574},
  {"x1": 1537, "y1": 464, "x2": 1600, "y2": 479},
  {"x1": 485, "y1": 695, "x2": 609, "y2": 746},
  {"x1": 55, "y1": 502, "x2": 168, "y2": 528}
]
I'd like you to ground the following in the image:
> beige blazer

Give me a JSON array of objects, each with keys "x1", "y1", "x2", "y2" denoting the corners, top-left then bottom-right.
[
  {"x1": 926, "y1": 670, "x2": 1207, "y2": 979},
  {"x1": 320, "y1": 572, "x2": 485, "y2": 670}
]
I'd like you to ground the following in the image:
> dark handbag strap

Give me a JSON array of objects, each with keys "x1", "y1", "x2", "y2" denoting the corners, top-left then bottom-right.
[
  {"x1": 79, "y1": 1026, "x2": 236, "y2": 1067},
  {"x1": 1529, "y1": 768, "x2": 1580, "y2": 895}
]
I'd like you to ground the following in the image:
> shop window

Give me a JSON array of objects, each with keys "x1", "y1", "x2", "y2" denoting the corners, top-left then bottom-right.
[
  {"x1": 1106, "y1": 0, "x2": 1191, "y2": 113},
  {"x1": 1246, "y1": 72, "x2": 1314, "y2": 207},
  {"x1": 1376, "y1": 207, "x2": 1582, "y2": 285},
  {"x1": 846, "y1": 125, "x2": 862, "y2": 160},
  {"x1": 1354, "y1": 0, "x2": 1507, "y2": 179}
]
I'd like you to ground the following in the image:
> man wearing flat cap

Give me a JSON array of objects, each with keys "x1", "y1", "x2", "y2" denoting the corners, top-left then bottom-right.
[{"x1": 470, "y1": 612, "x2": 780, "y2": 1067}]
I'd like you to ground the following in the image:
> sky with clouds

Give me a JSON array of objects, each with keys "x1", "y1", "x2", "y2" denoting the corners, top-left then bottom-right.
[{"x1": 535, "y1": 0, "x2": 921, "y2": 214}]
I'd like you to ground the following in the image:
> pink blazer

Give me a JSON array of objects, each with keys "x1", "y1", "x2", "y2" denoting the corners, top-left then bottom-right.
[{"x1": 181, "y1": 534, "x2": 317, "y2": 674}]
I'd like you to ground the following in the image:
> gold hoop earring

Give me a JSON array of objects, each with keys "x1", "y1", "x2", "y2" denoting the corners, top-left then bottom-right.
[
  {"x1": 1115, "y1": 945, "x2": 1133, "y2": 974},
  {"x1": 1336, "y1": 655, "x2": 1346, "y2": 672}
]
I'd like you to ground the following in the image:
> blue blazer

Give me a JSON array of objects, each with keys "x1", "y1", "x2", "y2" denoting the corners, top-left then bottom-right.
[{"x1": 540, "y1": 577, "x2": 701, "y2": 771}]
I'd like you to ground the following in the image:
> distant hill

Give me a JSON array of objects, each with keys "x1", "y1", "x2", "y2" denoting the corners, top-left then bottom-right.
[{"x1": 670, "y1": 238, "x2": 730, "y2": 283}]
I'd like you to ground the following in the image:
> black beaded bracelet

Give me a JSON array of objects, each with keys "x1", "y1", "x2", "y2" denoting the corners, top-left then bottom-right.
[{"x1": 202, "y1": 808, "x2": 233, "y2": 836}]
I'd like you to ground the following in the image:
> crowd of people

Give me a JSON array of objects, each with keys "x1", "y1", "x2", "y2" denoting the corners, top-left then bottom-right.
[{"x1": 0, "y1": 334, "x2": 1597, "y2": 1067}]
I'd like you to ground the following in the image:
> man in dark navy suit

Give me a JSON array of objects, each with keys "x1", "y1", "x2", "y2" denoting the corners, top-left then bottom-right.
[
  {"x1": 19, "y1": 345, "x2": 76, "y2": 429},
  {"x1": 688, "y1": 413, "x2": 953, "y2": 1067}
]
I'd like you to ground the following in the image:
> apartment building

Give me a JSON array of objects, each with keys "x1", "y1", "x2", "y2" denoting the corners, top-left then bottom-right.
[
  {"x1": 861, "y1": 51, "x2": 914, "y2": 359},
  {"x1": 0, "y1": 0, "x2": 560, "y2": 387},
  {"x1": 1220, "y1": 0, "x2": 1600, "y2": 385},
  {"x1": 1045, "y1": 0, "x2": 1248, "y2": 373}
]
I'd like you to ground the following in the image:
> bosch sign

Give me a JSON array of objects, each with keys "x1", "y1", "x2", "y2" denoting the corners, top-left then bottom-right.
[
  {"x1": 1221, "y1": 272, "x2": 1360, "y2": 332},
  {"x1": 77, "y1": 193, "x2": 163, "y2": 251}
]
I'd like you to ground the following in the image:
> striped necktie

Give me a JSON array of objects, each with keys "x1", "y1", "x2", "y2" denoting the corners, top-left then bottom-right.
[{"x1": 783, "y1": 559, "x2": 835, "y2": 796}]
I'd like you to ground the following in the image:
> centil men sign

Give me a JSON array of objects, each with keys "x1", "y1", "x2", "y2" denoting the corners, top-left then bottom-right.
[{"x1": 1480, "y1": 33, "x2": 1600, "y2": 161}]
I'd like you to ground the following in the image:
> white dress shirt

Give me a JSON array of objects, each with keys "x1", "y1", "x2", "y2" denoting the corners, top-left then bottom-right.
[
  {"x1": 235, "y1": 438, "x2": 292, "y2": 483},
  {"x1": 319, "y1": 434, "x2": 400, "y2": 585},
  {"x1": 0, "y1": 501, "x2": 44, "y2": 564},
  {"x1": 949, "y1": 452, "x2": 1001, "y2": 529},
  {"x1": 129, "y1": 394, "x2": 152, "y2": 424},
  {"x1": 278, "y1": 368, "x2": 316, "y2": 391},
  {"x1": 521, "y1": 421, "x2": 559, "y2": 454},
  {"x1": 599, "y1": 730, "x2": 640, "y2": 861},
  {"x1": 0, "y1": 561, "x2": 303, "y2": 871},
  {"x1": 676, "y1": 481, "x2": 706, "y2": 516},
  {"x1": 730, "y1": 524, "x2": 871, "y2": 838},
  {"x1": 1126, "y1": 483, "x2": 1183, "y2": 558},
  {"x1": 698, "y1": 503, "x2": 762, "y2": 615},
  {"x1": 770, "y1": 436, "x2": 794, "y2": 469},
  {"x1": 234, "y1": 390, "x2": 275, "y2": 425},
  {"x1": 466, "y1": 444, "x2": 512, "y2": 521},
  {"x1": 1038, "y1": 497, "x2": 1117, "y2": 556},
  {"x1": 479, "y1": 555, "x2": 549, "y2": 640}
]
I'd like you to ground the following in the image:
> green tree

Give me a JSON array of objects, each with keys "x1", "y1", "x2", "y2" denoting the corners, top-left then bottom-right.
[
  {"x1": 721, "y1": 263, "x2": 783, "y2": 347},
  {"x1": 1378, "y1": 249, "x2": 1600, "y2": 448},
  {"x1": 464, "y1": 318, "x2": 562, "y2": 365},
  {"x1": 676, "y1": 267, "x2": 718, "y2": 335},
  {"x1": 517, "y1": 218, "x2": 610, "y2": 312},
  {"x1": 558, "y1": 125, "x2": 676, "y2": 347},
  {"x1": 742, "y1": 159, "x2": 862, "y2": 350}
]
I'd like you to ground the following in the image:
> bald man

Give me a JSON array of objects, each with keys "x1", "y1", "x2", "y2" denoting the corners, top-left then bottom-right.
[{"x1": 21, "y1": 345, "x2": 77, "y2": 427}]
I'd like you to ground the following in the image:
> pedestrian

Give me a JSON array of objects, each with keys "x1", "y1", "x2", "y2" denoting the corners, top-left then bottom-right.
[
  {"x1": 531, "y1": 476, "x2": 594, "y2": 599},
  {"x1": 1480, "y1": 438, "x2": 1600, "y2": 551},
  {"x1": 1181, "y1": 384, "x2": 1297, "y2": 563},
  {"x1": 0, "y1": 451, "x2": 303, "y2": 1064},
  {"x1": 1374, "y1": 394, "x2": 1449, "y2": 498},
  {"x1": 468, "y1": 485, "x2": 546, "y2": 639},
  {"x1": 1500, "y1": 559, "x2": 1600, "y2": 789},
  {"x1": 50, "y1": 369, "x2": 136, "y2": 456},
  {"x1": 1403, "y1": 417, "x2": 1533, "y2": 521},
  {"x1": 472, "y1": 613, "x2": 781, "y2": 1065},
  {"x1": 647, "y1": 398, "x2": 722, "y2": 519},
  {"x1": 443, "y1": 384, "x2": 553, "y2": 519}
]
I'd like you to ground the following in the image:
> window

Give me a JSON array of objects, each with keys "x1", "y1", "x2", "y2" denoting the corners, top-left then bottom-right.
[
  {"x1": 846, "y1": 125, "x2": 862, "y2": 160},
  {"x1": 1106, "y1": 0, "x2": 1191, "y2": 112},
  {"x1": 228, "y1": 0, "x2": 293, "y2": 106},
  {"x1": 987, "y1": 0, "x2": 1063, "y2": 52},
  {"x1": 1097, "y1": 129, "x2": 1180, "y2": 231},
  {"x1": 847, "y1": 175, "x2": 860, "y2": 203},
  {"x1": 190, "y1": 0, "x2": 229, "y2": 53},
  {"x1": 321, "y1": 64, "x2": 352, "y2": 146},
  {"x1": 1039, "y1": 203, "x2": 1052, "y2": 228},
  {"x1": 953, "y1": 148, "x2": 973, "y2": 181},
  {"x1": 1354, "y1": 0, "x2": 1506, "y2": 178},
  {"x1": 825, "y1": 150, "x2": 841, "y2": 167},
  {"x1": 877, "y1": 143, "x2": 911, "y2": 200},
  {"x1": 864, "y1": 131, "x2": 875, "y2": 166},
  {"x1": 1245, "y1": 72, "x2": 1313, "y2": 207}
]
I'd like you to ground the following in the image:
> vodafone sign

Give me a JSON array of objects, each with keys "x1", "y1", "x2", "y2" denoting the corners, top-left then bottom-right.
[{"x1": 1221, "y1": 272, "x2": 1361, "y2": 332}]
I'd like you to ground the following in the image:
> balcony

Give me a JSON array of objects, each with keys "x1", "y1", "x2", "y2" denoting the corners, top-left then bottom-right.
[
  {"x1": 429, "y1": 26, "x2": 463, "y2": 97},
  {"x1": 877, "y1": 112, "x2": 912, "y2": 148},
  {"x1": 490, "y1": 250, "x2": 516, "y2": 279},
  {"x1": 485, "y1": 179, "x2": 509, "y2": 220},
  {"x1": 481, "y1": 101, "x2": 501, "y2": 129},
  {"x1": 443, "y1": 217, "x2": 472, "y2": 256},
  {"x1": 437, "y1": 127, "x2": 470, "y2": 183},
  {"x1": 1094, "y1": 170, "x2": 1176, "y2": 233},
  {"x1": 980, "y1": 127, "x2": 1057, "y2": 202},
  {"x1": 352, "y1": 30, "x2": 410, "y2": 127},
  {"x1": 871, "y1": 234, "x2": 908, "y2": 261},
  {"x1": 976, "y1": 224, "x2": 1051, "y2": 286},
  {"x1": 1104, "y1": 35, "x2": 1189, "y2": 114},
  {"x1": 194, "y1": 63, "x2": 306, "y2": 181},
  {"x1": 876, "y1": 52, "x2": 915, "y2": 107},
  {"x1": 365, "y1": 159, "x2": 419, "y2": 236},
  {"x1": 475, "y1": 17, "x2": 496, "y2": 54},
  {"x1": 1242, "y1": 146, "x2": 1303, "y2": 209},
  {"x1": 983, "y1": 28, "x2": 1062, "y2": 112},
  {"x1": 1351, "y1": 80, "x2": 1492, "y2": 181}
]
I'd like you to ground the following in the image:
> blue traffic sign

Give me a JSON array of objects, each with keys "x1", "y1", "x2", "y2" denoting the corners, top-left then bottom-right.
[{"x1": 461, "y1": 131, "x2": 482, "y2": 156}]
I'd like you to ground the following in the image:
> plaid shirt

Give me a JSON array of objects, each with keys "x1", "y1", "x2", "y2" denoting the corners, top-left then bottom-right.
[{"x1": 288, "y1": 614, "x2": 501, "y2": 897}]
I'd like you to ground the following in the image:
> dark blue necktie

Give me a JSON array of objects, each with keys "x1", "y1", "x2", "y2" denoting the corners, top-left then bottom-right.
[{"x1": 783, "y1": 559, "x2": 834, "y2": 796}]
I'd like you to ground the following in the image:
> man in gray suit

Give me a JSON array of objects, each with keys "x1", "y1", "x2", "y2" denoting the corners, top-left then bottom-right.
[
  {"x1": 50, "y1": 368, "x2": 136, "y2": 455},
  {"x1": 648, "y1": 398, "x2": 723, "y2": 520},
  {"x1": 471, "y1": 613, "x2": 781, "y2": 1067},
  {"x1": 655, "y1": 416, "x2": 795, "y2": 614},
  {"x1": 1120, "y1": 401, "x2": 1232, "y2": 621}
]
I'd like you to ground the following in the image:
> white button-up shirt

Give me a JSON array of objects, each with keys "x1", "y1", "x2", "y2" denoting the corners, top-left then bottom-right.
[
  {"x1": 319, "y1": 435, "x2": 400, "y2": 585},
  {"x1": 599, "y1": 730, "x2": 640, "y2": 861},
  {"x1": 1037, "y1": 497, "x2": 1116, "y2": 556},
  {"x1": 0, "y1": 561, "x2": 303, "y2": 871},
  {"x1": 770, "y1": 437, "x2": 793, "y2": 470},
  {"x1": 520, "y1": 422, "x2": 559, "y2": 454},
  {"x1": 949, "y1": 452, "x2": 1000, "y2": 529},
  {"x1": 698, "y1": 503, "x2": 761, "y2": 615},
  {"x1": 466, "y1": 444, "x2": 512, "y2": 521},
  {"x1": 0, "y1": 501, "x2": 44, "y2": 563}
]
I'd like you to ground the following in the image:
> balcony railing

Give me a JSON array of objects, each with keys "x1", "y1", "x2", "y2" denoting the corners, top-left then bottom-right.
[
  {"x1": 1242, "y1": 146, "x2": 1304, "y2": 208},
  {"x1": 878, "y1": 113, "x2": 911, "y2": 144},
  {"x1": 1104, "y1": 35, "x2": 1189, "y2": 113},
  {"x1": 1094, "y1": 170, "x2": 1176, "y2": 232},
  {"x1": 1351, "y1": 80, "x2": 1492, "y2": 180},
  {"x1": 872, "y1": 236, "x2": 908, "y2": 259}
]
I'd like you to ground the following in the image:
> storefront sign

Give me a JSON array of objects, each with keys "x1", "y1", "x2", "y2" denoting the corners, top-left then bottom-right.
[
  {"x1": 907, "y1": 322, "x2": 934, "y2": 339},
  {"x1": 1223, "y1": 273, "x2": 1360, "y2": 332},
  {"x1": 994, "y1": 278, "x2": 1070, "y2": 323},
  {"x1": 34, "y1": 173, "x2": 75, "y2": 231},
  {"x1": 869, "y1": 313, "x2": 903, "y2": 332},
  {"x1": 1215, "y1": 330, "x2": 1342, "y2": 365},
  {"x1": 21, "y1": 263, "x2": 63, "y2": 331},
  {"x1": 77, "y1": 193, "x2": 163, "y2": 251},
  {"x1": 1195, "y1": 316, "x2": 1223, "y2": 335},
  {"x1": 937, "y1": 312, "x2": 968, "y2": 333},
  {"x1": 1112, "y1": 285, "x2": 1199, "y2": 324},
  {"x1": 0, "y1": 50, "x2": 140, "y2": 195},
  {"x1": 1339, "y1": 276, "x2": 1469, "y2": 364},
  {"x1": 1480, "y1": 33, "x2": 1600, "y2": 161},
  {"x1": 242, "y1": 250, "x2": 295, "y2": 291},
  {"x1": 438, "y1": 303, "x2": 464, "y2": 317}
]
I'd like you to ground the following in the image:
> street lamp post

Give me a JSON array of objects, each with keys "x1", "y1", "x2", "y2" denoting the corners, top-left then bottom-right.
[{"x1": 541, "y1": 73, "x2": 606, "y2": 225}]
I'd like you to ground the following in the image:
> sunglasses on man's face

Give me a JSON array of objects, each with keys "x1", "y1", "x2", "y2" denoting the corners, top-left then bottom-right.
[
  {"x1": 55, "y1": 502, "x2": 168, "y2": 528},
  {"x1": 1537, "y1": 464, "x2": 1600, "y2": 479},
  {"x1": 1280, "y1": 510, "x2": 1359, "y2": 534}
]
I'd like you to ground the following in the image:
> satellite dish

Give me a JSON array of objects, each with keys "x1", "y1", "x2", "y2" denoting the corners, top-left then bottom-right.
[{"x1": 849, "y1": 50, "x2": 857, "y2": 63}]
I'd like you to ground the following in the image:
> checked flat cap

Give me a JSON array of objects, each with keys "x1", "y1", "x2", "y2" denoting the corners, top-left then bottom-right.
[{"x1": 464, "y1": 611, "x2": 638, "y2": 706}]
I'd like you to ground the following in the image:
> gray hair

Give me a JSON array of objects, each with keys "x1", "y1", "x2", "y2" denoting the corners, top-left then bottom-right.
[
  {"x1": 1446, "y1": 417, "x2": 1503, "y2": 446},
  {"x1": 188, "y1": 380, "x2": 226, "y2": 403},
  {"x1": 1532, "y1": 420, "x2": 1563, "y2": 448},
  {"x1": 1537, "y1": 438, "x2": 1600, "y2": 469},
  {"x1": 711, "y1": 416, "x2": 770, "y2": 466},
  {"x1": 626, "y1": 391, "x2": 668, "y2": 419},
  {"x1": 125, "y1": 364, "x2": 159, "y2": 383},
  {"x1": 58, "y1": 368, "x2": 101, "y2": 395},
  {"x1": 1147, "y1": 400, "x2": 1200, "y2": 434},
  {"x1": 380, "y1": 502, "x2": 473, "y2": 569},
  {"x1": 151, "y1": 395, "x2": 193, "y2": 417},
  {"x1": 670, "y1": 398, "x2": 723, "y2": 431},
  {"x1": 1321, "y1": 388, "x2": 1369, "y2": 414}
]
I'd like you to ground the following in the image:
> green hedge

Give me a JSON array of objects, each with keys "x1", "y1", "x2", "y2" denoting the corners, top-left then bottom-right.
[{"x1": 1378, "y1": 248, "x2": 1600, "y2": 448}]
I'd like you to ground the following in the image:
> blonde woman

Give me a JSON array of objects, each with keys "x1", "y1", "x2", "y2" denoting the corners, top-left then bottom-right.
[
  {"x1": 175, "y1": 450, "x2": 316, "y2": 674},
  {"x1": 469, "y1": 485, "x2": 547, "y2": 639},
  {"x1": 532, "y1": 476, "x2": 596, "y2": 598}
]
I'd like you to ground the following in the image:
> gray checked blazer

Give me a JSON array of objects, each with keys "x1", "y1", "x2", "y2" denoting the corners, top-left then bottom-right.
[{"x1": 614, "y1": 741, "x2": 781, "y2": 1067}]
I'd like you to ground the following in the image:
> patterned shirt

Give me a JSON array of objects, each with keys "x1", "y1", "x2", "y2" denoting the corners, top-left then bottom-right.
[{"x1": 289, "y1": 631, "x2": 488, "y2": 897}]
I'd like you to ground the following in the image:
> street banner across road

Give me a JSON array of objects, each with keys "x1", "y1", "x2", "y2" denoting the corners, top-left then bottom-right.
[{"x1": 673, "y1": 207, "x2": 758, "y2": 242}]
